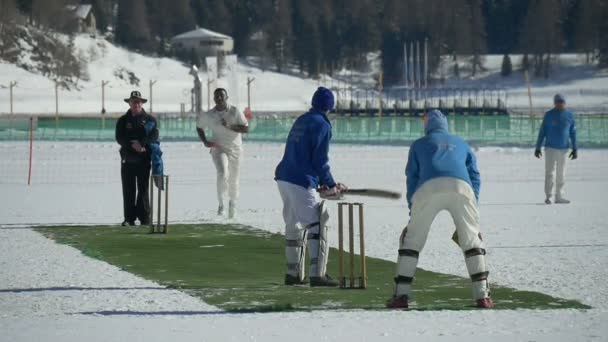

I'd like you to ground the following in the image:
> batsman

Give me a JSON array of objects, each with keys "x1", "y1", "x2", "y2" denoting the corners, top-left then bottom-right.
[
  {"x1": 275, "y1": 87, "x2": 347, "y2": 287},
  {"x1": 387, "y1": 110, "x2": 494, "y2": 309}
]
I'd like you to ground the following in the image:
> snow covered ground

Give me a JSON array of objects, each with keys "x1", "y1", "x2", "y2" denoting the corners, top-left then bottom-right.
[
  {"x1": 1, "y1": 141, "x2": 607, "y2": 341},
  {"x1": 1, "y1": 33, "x2": 608, "y2": 116}
]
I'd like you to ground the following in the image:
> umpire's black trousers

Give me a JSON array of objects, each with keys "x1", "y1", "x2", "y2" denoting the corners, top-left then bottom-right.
[{"x1": 121, "y1": 160, "x2": 151, "y2": 224}]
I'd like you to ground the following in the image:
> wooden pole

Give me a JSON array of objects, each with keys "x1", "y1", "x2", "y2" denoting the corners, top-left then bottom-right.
[
  {"x1": 424, "y1": 38, "x2": 428, "y2": 88},
  {"x1": 338, "y1": 203, "x2": 344, "y2": 287},
  {"x1": 348, "y1": 203, "x2": 355, "y2": 288},
  {"x1": 358, "y1": 203, "x2": 366, "y2": 289},
  {"x1": 416, "y1": 41, "x2": 421, "y2": 89},
  {"x1": 247, "y1": 76, "x2": 255, "y2": 109},
  {"x1": 101, "y1": 80, "x2": 109, "y2": 129},
  {"x1": 404, "y1": 43, "x2": 408, "y2": 88},
  {"x1": 55, "y1": 81, "x2": 59, "y2": 129},
  {"x1": 9, "y1": 81, "x2": 17, "y2": 116},
  {"x1": 28, "y1": 117, "x2": 34, "y2": 186},
  {"x1": 149, "y1": 176, "x2": 154, "y2": 233},
  {"x1": 378, "y1": 72, "x2": 383, "y2": 117},
  {"x1": 524, "y1": 70, "x2": 533, "y2": 116},
  {"x1": 207, "y1": 78, "x2": 214, "y2": 110},
  {"x1": 149, "y1": 80, "x2": 157, "y2": 114},
  {"x1": 164, "y1": 175, "x2": 169, "y2": 233}
]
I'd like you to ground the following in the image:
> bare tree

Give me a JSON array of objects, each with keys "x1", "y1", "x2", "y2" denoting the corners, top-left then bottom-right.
[
  {"x1": 573, "y1": 0, "x2": 604, "y2": 63},
  {"x1": 0, "y1": 0, "x2": 20, "y2": 59},
  {"x1": 520, "y1": 0, "x2": 563, "y2": 78}
]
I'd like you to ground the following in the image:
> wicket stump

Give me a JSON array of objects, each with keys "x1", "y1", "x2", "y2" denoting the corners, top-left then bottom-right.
[
  {"x1": 337, "y1": 202, "x2": 367, "y2": 289},
  {"x1": 149, "y1": 175, "x2": 169, "y2": 234}
]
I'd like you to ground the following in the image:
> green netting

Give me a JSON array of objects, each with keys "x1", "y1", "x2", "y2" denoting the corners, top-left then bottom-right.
[{"x1": 1, "y1": 114, "x2": 607, "y2": 147}]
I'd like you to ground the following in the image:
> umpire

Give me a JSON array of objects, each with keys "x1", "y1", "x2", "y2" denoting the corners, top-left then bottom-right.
[{"x1": 115, "y1": 90, "x2": 160, "y2": 226}]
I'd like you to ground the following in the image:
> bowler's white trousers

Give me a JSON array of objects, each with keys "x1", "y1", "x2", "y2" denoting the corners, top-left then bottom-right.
[{"x1": 211, "y1": 147, "x2": 242, "y2": 205}]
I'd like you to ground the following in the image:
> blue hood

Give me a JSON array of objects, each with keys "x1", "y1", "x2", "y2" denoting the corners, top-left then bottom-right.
[{"x1": 425, "y1": 109, "x2": 448, "y2": 134}]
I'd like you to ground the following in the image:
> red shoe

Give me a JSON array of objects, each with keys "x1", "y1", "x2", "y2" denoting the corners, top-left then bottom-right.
[
  {"x1": 476, "y1": 297, "x2": 494, "y2": 309},
  {"x1": 386, "y1": 295, "x2": 409, "y2": 309}
]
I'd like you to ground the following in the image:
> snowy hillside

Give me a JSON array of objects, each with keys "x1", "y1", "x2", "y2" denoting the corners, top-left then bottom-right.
[
  {"x1": 1, "y1": 33, "x2": 608, "y2": 115},
  {"x1": 0, "y1": 34, "x2": 332, "y2": 115},
  {"x1": 437, "y1": 54, "x2": 608, "y2": 110}
]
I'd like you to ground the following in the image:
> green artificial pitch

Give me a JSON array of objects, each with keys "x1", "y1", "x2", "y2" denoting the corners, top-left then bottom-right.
[{"x1": 36, "y1": 224, "x2": 589, "y2": 312}]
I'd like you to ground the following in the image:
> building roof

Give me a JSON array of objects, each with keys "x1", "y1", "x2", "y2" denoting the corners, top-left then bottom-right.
[
  {"x1": 172, "y1": 28, "x2": 232, "y2": 41},
  {"x1": 66, "y1": 4, "x2": 92, "y2": 20}
]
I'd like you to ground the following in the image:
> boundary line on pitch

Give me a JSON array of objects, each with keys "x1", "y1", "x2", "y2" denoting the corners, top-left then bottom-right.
[{"x1": 491, "y1": 244, "x2": 608, "y2": 249}]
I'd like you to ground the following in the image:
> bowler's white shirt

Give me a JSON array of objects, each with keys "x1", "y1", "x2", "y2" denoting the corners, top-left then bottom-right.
[{"x1": 197, "y1": 105, "x2": 248, "y2": 151}]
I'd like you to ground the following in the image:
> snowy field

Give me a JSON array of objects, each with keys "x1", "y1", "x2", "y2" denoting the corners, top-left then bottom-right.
[{"x1": 1, "y1": 141, "x2": 607, "y2": 341}]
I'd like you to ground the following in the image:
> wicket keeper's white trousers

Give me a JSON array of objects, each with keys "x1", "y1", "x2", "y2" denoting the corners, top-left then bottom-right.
[
  {"x1": 211, "y1": 147, "x2": 242, "y2": 204},
  {"x1": 277, "y1": 180, "x2": 327, "y2": 279},
  {"x1": 544, "y1": 147, "x2": 569, "y2": 199},
  {"x1": 395, "y1": 177, "x2": 490, "y2": 300}
]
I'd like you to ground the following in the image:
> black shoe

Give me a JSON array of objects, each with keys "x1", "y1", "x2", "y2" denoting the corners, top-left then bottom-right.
[
  {"x1": 139, "y1": 220, "x2": 150, "y2": 225},
  {"x1": 310, "y1": 274, "x2": 339, "y2": 287},
  {"x1": 121, "y1": 221, "x2": 135, "y2": 226},
  {"x1": 284, "y1": 274, "x2": 308, "y2": 285}
]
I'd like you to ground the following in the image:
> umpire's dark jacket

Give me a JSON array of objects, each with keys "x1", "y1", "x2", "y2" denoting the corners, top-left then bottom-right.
[{"x1": 115, "y1": 109, "x2": 158, "y2": 163}]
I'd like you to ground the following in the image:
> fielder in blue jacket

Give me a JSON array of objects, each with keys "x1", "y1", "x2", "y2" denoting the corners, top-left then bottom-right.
[
  {"x1": 535, "y1": 94, "x2": 577, "y2": 204},
  {"x1": 387, "y1": 110, "x2": 493, "y2": 309},
  {"x1": 275, "y1": 87, "x2": 347, "y2": 287}
]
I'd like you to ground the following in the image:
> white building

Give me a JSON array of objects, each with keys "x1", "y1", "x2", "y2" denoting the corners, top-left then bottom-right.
[
  {"x1": 171, "y1": 28, "x2": 234, "y2": 57},
  {"x1": 66, "y1": 4, "x2": 96, "y2": 34}
]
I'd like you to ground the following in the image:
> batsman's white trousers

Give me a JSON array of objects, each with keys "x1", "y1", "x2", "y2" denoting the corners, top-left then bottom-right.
[
  {"x1": 395, "y1": 177, "x2": 490, "y2": 300},
  {"x1": 544, "y1": 147, "x2": 569, "y2": 199},
  {"x1": 277, "y1": 180, "x2": 327, "y2": 278},
  {"x1": 211, "y1": 147, "x2": 242, "y2": 204}
]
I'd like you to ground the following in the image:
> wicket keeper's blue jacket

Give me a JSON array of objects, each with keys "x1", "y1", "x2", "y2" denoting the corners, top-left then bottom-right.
[
  {"x1": 406, "y1": 110, "x2": 481, "y2": 208},
  {"x1": 275, "y1": 109, "x2": 336, "y2": 189},
  {"x1": 535, "y1": 109, "x2": 577, "y2": 150}
]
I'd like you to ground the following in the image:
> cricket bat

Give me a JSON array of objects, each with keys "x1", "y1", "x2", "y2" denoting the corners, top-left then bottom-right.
[{"x1": 343, "y1": 188, "x2": 402, "y2": 200}]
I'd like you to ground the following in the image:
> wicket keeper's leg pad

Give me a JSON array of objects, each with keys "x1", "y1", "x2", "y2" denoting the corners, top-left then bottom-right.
[
  {"x1": 464, "y1": 248, "x2": 490, "y2": 299},
  {"x1": 394, "y1": 227, "x2": 420, "y2": 297}
]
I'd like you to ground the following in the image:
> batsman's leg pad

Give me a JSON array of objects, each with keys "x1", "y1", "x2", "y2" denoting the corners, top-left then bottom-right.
[
  {"x1": 307, "y1": 200, "x2": 330, "y2": 277},
  {"x1": 285, "y1": 229, "x2": 307, "y2": 280},
  {"x1": 464, "y1": 248, "x2": 490, "y2": 299}
]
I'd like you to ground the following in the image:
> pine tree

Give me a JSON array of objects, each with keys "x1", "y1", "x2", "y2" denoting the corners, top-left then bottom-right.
[
  {"x1": 0, "y1": 0, "x2": 19, "y2": 51},
  {"x1": 521, "y1": 53, "x2": 530, "y2": 71},
  {"x1": 572, "y1": 0, "x2": 603, "y2": 63},
  {"x1": 115, "y1": 0, "x2": 153, "y2": 51},
  {"x1": 501, "y1": 53, "x2": 512, "y2": 76},
  {"x1": 599, "y1": 1, "x2": 608, "y2": 67},
  {"x1": 268, "y1": 0, "x2": 292, "y2": 72},
  {"x1": 189, "y1": 47, "x2": 201, "y2": 67},
  {"x1": 519, "y1": 0, "x2": 563, "y2": 78},
  {"x1": 467, "y1": 0, "x2": 487, "y2": 76}
]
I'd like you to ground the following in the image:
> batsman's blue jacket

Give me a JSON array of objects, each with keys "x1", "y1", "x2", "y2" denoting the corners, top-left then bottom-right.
[{"x1": 275, "y1": 109, "x2": 336, "y2": 189}]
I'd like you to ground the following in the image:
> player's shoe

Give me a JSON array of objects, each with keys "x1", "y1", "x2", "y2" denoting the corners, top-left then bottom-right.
[
  {"x1": 310, "y1": 274, "x2": 339, "y2": 287},
  {"x1": 228, "y1": 201, "x2": 236, "y2": 219},
  {"x1": 545, "y1": 198, "x2": 552, "y2": 204},
  {"x1": 386, "y1": 295, "x2": 409, "y2": 309},
  {"x1": 217, "y1": 205, "x2": 225, "y2": 216},
  {"x1": 476, "y1": 297, "x2": 495, "y2": 309},
  {"x1": 555, "y1": 197, "x2": 570, "y2": 204},
  {"x1": 121, "y1": 221, "x2": 135, "y2": 227},
  {"x1": 284, "y1": 274, "x2": 308, "y2": 286}
]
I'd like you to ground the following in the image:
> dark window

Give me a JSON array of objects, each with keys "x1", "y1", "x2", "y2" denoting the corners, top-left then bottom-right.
[{"x1": 199, "y1": 40, "x2": 223, "y2": 46}]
